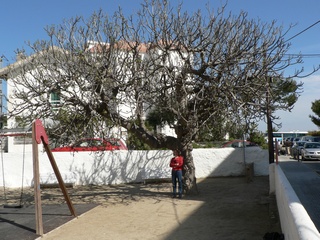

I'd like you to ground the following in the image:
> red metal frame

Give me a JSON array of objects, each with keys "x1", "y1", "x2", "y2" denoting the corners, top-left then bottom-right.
[{"x1": 34, "y1": 119, "x2": 49, "y2": 144}]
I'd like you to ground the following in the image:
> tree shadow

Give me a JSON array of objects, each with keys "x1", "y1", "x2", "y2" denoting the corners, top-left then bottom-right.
[{"x1": 164, "y1": 176, "x2": 281, "y2": 240}]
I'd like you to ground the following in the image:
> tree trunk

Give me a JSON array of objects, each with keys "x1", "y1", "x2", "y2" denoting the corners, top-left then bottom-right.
[
  {"x1": 267, "y1": 114, "x2": 274, "y2": 164},
  {"x1": 182, "y1": 145, "x2": 199, "y2": 195},
  {"x1": 266, "y1": 76, "x2": 274, "y2": 164}
]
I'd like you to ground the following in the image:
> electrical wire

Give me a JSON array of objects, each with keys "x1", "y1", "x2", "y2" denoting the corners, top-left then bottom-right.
[
  {"x1": 280, "y1": 20, "x2": 320, "y2": 58},
  {"x1": 283, "y1": 53, "x2": 320, "y2": 58},
  {"x1": 285, "y1": 20, "x2": 320, "y2": 43}
]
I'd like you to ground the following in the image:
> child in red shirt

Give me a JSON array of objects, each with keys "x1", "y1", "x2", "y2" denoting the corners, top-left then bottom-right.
[{"x1": 170, "y1": 150, "x2": 184, "y2": 198}]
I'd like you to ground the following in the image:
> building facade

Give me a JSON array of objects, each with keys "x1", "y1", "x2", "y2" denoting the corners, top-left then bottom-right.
[{"x1": 0, "y1": 42, "x2": 187, "y2": 150}]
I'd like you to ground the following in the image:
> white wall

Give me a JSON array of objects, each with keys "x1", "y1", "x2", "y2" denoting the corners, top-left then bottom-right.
[
  {"x1": 272, "y1": 164, "x2": 320, "y2": 240},
  {"x1": 0, "y1": 146, "x2": 268, "y2": 188}
]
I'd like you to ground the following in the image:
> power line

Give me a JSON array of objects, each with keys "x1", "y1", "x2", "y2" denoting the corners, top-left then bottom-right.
[
  {"x1": 284, "y1": 53, "x2": 320, "y2": 58},
  {"x1": 285, "y1": 20, "x2": 320, "y2": 42},
  {"x1": 282, "y1": 20, "x2": 320, "y2": 57}
]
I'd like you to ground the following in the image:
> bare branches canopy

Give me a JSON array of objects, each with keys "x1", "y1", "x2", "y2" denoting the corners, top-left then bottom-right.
[{"x1": 1, "y1": 0, "x2": 307, "y2": 193}]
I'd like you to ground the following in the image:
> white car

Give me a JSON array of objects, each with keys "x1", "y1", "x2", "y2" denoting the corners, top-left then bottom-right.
[{"x1": 301, "y1": 142, "x2": 320, "y2": 161}]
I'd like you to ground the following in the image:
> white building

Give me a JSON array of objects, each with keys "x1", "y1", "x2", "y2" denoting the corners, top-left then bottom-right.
[{"x1": 0, "y1": 41, "x2": 189, "y2": 151}]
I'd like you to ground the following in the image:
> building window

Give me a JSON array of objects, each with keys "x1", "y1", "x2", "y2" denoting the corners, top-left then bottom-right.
[{"x1": 50, "y1": 91, "x2": 60, "y2": 110}]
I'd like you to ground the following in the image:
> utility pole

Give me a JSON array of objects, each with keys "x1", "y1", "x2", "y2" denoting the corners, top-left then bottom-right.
[{"x1": 266, "y1": 76, "x2": 274, "y2": 164}]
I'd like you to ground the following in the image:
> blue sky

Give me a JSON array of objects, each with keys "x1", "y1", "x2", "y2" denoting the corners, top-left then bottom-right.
[{"x1": 1, "y1": 0, "x2": 320, "y2": 132}]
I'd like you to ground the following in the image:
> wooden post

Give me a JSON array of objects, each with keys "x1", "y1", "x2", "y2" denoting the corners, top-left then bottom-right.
[
  {"x1": 32, "y1": 119, "x2": 77, "y2": 236},
  {"x1": 32, "y1": 121, "x2": 43, "y2": 236},
  {"x1": 43, "y1": 141, "x2": 76, "y2": 216}
]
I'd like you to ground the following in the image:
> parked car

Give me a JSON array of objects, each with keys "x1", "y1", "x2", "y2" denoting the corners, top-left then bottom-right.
[
  {"x1": 221, "y1": 140, "x2": 258, "y2": 148},
  {"x1": 292, "y1": 137, "x2": 301, "y2": 142},
  {"x1": 51, "y1": 138, "x2": 128, "y2": 152},
  {"x1": 300, "y1": 136, "x2": 320, "y2": 142},
  {"x1": 291, "y1": 141, "x2": 306, "y2": 160},
  {"x1": 300, "y1": 142, "x2": 320, "y2": 161}
]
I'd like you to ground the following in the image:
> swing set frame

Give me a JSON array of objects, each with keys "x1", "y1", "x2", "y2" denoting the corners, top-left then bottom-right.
[
  {"x1": 1, "y1": 119, "x2": 76, "y2": 236},
  {"x1": 1, "y1": 131, "x2": 27, "y2": 208}
]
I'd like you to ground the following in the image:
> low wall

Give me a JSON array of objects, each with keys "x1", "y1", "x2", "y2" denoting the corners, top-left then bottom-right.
[
  {"x1": 0, "y1": 146, "x2": 268, "y2": 188},
  {"x1": 271, "y1": 164, "x2": 320, "y2": 240}
]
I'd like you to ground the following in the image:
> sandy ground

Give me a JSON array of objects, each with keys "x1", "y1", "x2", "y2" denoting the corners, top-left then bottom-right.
[{"x1": 3, "y1": 176, "x2": 282, "y2": 240}]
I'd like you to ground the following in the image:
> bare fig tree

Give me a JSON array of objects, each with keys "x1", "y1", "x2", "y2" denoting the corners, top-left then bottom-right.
[{"x1": 0, "y1": 0, "x2": 308, "y2": 193}]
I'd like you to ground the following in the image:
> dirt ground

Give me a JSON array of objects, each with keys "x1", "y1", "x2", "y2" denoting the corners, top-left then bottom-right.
[{"x1": 2, "y1": 176, "x2": 281, "y2": 240}]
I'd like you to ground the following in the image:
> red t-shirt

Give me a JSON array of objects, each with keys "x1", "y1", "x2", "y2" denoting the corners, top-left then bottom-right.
[{"x1": 170, "y1": 156, "x2": 184, "y2": 171}]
